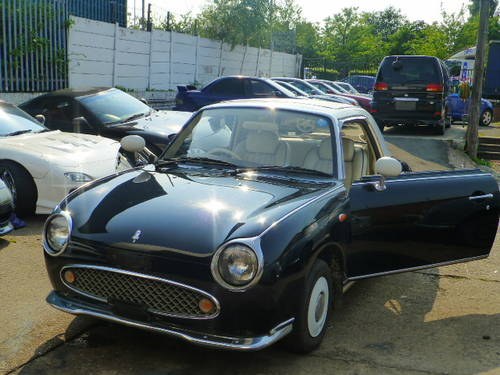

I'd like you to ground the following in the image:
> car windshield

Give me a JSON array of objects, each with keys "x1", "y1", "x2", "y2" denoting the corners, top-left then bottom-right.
[
  {"x1": 78, "y1": 88, "x2": 152, "y2": 125},
  {"x1": 0, "y1": 103, "x2": 47, "y2": 136},
  {"x1": 289, "y1": 80, "x2": 320, "y2": 95},
  {"x1": 162, "y1": 107, "x2": 336, "y2": 177}
]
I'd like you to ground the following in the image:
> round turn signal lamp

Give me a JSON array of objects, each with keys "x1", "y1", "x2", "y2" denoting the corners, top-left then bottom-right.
[
  {"x1": 198, "y1": 298, "x2": 215, "y2": 314},
  {"x1": 339, "y1": 213, "x2": 348, "y2": 223},
  {"x1": 63, "y1": 270, "x2": 77, "y2": 284}
]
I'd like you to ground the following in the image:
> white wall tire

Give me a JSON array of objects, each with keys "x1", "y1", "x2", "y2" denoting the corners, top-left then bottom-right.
[
  {"x1": 284, "y1": 258, "x2": 342, "y2": 353},
  {"x1": 307, "y1": 276, "x2": 330, "y2": 337}
]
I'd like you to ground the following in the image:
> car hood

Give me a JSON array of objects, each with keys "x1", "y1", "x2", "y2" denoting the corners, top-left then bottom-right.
[
  {"x1": 113, "y1": 110, "x2": 192, "y2": 136},
  {"x1": 0, "y1": 131, "x2": 120, "y2": 170},
  {"x1": 64, "y1": 167, "x2": 333, "y2": 257}
]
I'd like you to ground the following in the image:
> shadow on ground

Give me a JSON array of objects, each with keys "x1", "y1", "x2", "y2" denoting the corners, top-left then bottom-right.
[{"x1": 17, "y1": 271, "x2": 500, "y2": 375}]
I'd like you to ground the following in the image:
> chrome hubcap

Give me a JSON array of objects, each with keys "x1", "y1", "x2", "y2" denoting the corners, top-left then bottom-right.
[{"x1": 483, "y1": 111, "x2": 491, "y2": 124}]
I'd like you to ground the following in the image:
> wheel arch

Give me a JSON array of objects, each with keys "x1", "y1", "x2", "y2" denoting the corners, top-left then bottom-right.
[{"x1": 0, "y1": 159, "x2": 39, "y2": 201}]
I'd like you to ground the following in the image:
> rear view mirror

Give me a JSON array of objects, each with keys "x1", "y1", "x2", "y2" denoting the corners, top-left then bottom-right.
[
  {"x1": 35, "y1": 114, "x2": 45, "y2": 124},
  {"x1": 121, "y1": 135, "x2": 146, "y2": 153},
  {"x1": 375, "y1": 157, "x2": 402, "y2": 177}
]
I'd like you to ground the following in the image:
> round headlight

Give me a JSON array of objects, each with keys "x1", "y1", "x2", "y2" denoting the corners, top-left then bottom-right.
[
  {"x1": 43, "y1": 212, "x2": 72, "y2": 256},
  {"x1": 213, "y1": 243, "x2": 260, "y2": 289}
]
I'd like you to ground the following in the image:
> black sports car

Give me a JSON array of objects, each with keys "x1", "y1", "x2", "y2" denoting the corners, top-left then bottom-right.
[
  {"x1": 43, "y1": 99, "x2": 499, "y2": 353},
  {"x1": 20, "y1": 88, "x2": 192, "y2": 156}
]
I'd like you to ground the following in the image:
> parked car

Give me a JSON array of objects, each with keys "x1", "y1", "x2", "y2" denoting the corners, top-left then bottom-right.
[
  {"x1": 446, "y1": 94, "x2": 494, "y2": 126},
  {"x1": 0, "y1": 101, "x2": 125, "y2": 216},
  {"x1": 174, "y1": 76, "x2": 297, "y2": 111},
  {"x1": 307, "y1": 79, "x2": 372, "y2": 112},
  {"x1": 371, "y1": 55, "x2": 451, "y2": 134},
  {"x1": 271, "y1": 77, "x2": 358, "y2": 105},
  {"x1": 20, "y1": 88, "x2": 192, "y2": 156},
  {"x1": 334, "y1": 81, "x2": 360, "y2": 94},
  {"x1": 44, "y1": 98, "x2": 498, "y2": 353},
  {"x1": 341, "y1": 75, "x2": 376, "y2": 94},
  {"x1": 0, "y1": 178, "x2": 14, "y2": 235}
]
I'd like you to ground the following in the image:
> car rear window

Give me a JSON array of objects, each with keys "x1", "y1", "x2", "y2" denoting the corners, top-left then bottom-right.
[{"x1": 377, "y1": 57, "x2": 440, "y2": 85}]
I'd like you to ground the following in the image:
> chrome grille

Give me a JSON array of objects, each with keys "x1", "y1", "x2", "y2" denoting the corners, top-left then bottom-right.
[{"x1": 61, "y1": 266, "x2": 219, "y2": 319}]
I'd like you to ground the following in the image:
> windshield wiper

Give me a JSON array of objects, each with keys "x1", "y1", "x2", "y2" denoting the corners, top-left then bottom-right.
[
  {"x1": 4, "y1": 129, "x2": 33, "y2": 136},
  {"x1": 157, "y1": 157, "x2": 238, "y2": 168},
  {"x1": 121, "y1": 112, "x2": 147, "y2": 123},
  {"x1": 235, "y1": 165, "x2": 332, "y2": 177}
]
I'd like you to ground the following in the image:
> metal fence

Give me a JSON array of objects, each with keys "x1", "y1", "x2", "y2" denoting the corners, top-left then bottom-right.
[
  {"x1": 0, "y1": 0, "x2": 68, "y2": 92},
  {"x1": 303, "y1": 57, "x2": 379, "y2": 80},
  {"x1": 0, "y1": 0, "x2": 127, "y2": 92}
]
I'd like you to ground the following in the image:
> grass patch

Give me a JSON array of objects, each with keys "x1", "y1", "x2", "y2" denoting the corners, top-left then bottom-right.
[{"x1": 471, "y1": 156, "x2": 493, "y2": 168}]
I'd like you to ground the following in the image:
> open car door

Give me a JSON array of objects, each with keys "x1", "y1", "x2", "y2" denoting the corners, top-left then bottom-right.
[{"x1": 345, "y1": 169, "x2": 499, "y2": 279}]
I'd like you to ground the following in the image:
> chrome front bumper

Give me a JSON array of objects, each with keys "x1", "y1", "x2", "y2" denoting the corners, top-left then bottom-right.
[{"x1": 47, "y1": 291, "x2": 294, "y2": 351}]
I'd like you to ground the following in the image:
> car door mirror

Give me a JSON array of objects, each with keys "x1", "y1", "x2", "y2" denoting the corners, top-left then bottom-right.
[
  {"x1": 72, "y1": 116, "x2": 91, "y2": 132},
  {"x1": 35, "y1": 114, "x2": 45, "y2": 124},
  {"x1": 140, "y1": 97, "x2": 148, "y2": 105},
  {"x1": 273, "y1": 90, "x2": 286, "y2": 98},
  {"x1": 375, "y1": 157, "x2": 402, "y2": 177},
  {"x1": 121, "y1": 135, "x2": 146, "y2": 153},
  {"x1": 366, "y1": 157, "x2": 402, "y2": 192}
]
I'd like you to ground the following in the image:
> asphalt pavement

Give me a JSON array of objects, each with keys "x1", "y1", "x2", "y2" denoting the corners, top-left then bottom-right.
[{"x1": 1, "y1": 125, "x2": 499, "y2": 375}]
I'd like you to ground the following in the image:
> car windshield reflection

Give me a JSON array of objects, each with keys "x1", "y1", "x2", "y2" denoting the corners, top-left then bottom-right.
[
  {"x1": 0, "y1": 102, "x2": 47, "y2": 136},
  {"x1": 162, "y1": 107, "x2": 336, "y2": 177}
]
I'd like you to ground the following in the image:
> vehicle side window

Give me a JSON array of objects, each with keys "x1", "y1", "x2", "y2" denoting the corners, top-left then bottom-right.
[
  {"x1": 246, "y1": 80, "x2": 275, "y2": 97},
  {"x1": 341, "y1": 120, "x2": 376, "y2": 185},
  {"x1": 207, "y1": 79, "x2": 245, "y2": 96}
]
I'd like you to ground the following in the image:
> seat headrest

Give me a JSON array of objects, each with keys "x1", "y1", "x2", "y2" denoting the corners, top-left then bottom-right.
[
  {"x1": 343, "y1": 138, "x2": 355, "y2": 161},
  {"x1": 245, "y1": 131, "x2": 279, "y2": 153},
  {"x1": 242, "y1": 121, "x2": 279, "y2": 132},
  {"x1": 319, "y1": 139, "x2": 333, "y2": 159}
]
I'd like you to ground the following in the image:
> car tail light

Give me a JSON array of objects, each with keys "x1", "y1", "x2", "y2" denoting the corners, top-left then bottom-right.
[
  {"x1": 374, "y1": 82, "x2": 389, "y2": 91},
  {"x1": 426, "y1": 83, "x2": 443, "y2": 92}
]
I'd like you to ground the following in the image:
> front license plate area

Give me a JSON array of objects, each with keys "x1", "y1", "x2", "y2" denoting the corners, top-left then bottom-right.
[
  {"x1": 395, "y1": 100, "x2": 417, "y2": 111},
  {"x1": 110, "y1": 299, "x2": 151, "y2": 321}
]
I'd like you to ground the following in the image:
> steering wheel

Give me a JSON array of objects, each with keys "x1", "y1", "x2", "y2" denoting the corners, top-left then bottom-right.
[
  {"x1": 207, "y1": 148, "x2": 241, "y2": 160},
  {"x1": 295, "y1": 120, "x2": 315, "y2": 133}
]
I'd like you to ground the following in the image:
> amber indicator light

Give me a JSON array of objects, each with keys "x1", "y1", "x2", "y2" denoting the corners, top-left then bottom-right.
[
  {"x1": 339, "y1": 213, "x2": 348, "y2": 222},
  {"x1": 63, "y1": 270, "x2": 77, "y2": 284},
  {"x1": 199, "y1": 298, "x2": 215, "y2": 314}
]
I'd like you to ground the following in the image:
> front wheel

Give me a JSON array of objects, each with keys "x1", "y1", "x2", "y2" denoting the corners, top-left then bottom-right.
[
  {"x1": 284, "y1": 259, "x2": 340, "y2": 353},
  {"x1": 0, "y1": 161, "x2": 37, "y2": 217},
  {"x1": 480, "y1": 109, "x2": 493, "y2": 127}
]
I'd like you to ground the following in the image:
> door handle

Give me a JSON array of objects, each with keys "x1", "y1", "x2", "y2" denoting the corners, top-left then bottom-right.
[{"x1": 468, "y1": 193, "x2": 493, "y2": 201}]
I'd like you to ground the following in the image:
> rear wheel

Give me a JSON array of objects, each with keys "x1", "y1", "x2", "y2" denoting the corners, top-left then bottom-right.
[
  {"x1": 480, "y1": 109, "x2": 493, "y2": 127},
  {"x1": 0, "y1": 161, "x2": 37, "y2": 217},
  {"x1": 284, "y1": 258, "x2": 341, "y2": 353},
  {"x1": 445, "y1": 107, "x2": 452, "y2": 128}
]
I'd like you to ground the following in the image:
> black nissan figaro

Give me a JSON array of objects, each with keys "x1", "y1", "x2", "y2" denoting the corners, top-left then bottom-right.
[{"x1": 43, "y1": 99, "x2": 499, "y2": 353}]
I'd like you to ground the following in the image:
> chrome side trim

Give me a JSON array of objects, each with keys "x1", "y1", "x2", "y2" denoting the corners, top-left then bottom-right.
[
  {"x1": 346, "y1": 255, "x2": 489, "y2": 281},
  {"x1": 60, "y1": 264, "x2": 221, "y2": 320},
  {"x1": 351, "y1": 172, "x2": 491, "y2": 186},
  {"x1": 47, "y1": 291, "x2": 294, "y2": 351}
]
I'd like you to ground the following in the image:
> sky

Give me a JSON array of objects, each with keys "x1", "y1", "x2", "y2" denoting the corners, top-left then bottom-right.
[{"x1": 129, "y1": 0, "x2": 471, "y2": 25}]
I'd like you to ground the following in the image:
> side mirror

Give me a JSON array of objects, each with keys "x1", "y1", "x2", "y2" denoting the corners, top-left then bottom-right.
[
  {"x1": 35, "y1": 114, "x2": 45, "y2": 125},
  {"x1": 72, "y1": 116, "x2": 91, "y2": 132},
  {"x1": 140, "y1": 97, "x2": 149, "y2": 105},
  {"x1": 368, "y1": 157, "x2": 402, "y2": 192},
  {"x1": 273, "y1": 90, "x2": 286, "y2": 98},
  {"x1": 375, "y1": 157, "x2": 402, "y2": 177},
  {"x1": 121, "y1": 135, "x2": 146, "y2": 153}
]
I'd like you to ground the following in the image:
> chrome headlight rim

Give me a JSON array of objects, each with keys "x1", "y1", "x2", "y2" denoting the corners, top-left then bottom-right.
[
  {"x1": 43, "y1": 211, "x2": 72, "y2": 256},
  {"x1": 210, "y1": 238, "x2": 264, "y2": 292}
]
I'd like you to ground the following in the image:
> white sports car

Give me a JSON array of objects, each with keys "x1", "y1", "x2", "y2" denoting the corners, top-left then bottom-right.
[{"x1": 0, "y1": 101, "x2": 122, "y2": 216}]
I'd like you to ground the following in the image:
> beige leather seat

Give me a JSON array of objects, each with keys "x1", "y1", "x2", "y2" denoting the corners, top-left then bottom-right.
[
  {"x1": 235, "y1": 130, "x2": 288, "y2": 165},
  {"x1": 303, "y1": 139, "x2": 333, "y2": 175},
  {"x1": 303, "y1": 138, "x2": 368, "y2": 184},
  {"x1": 343, "y1": 138, "x2": 368, "y2": 185}
]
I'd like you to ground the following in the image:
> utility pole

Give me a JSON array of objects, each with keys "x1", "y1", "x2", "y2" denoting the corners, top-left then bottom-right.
[{"x1": 466, "y1": 0, "x2": 489, "y2": 159}]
